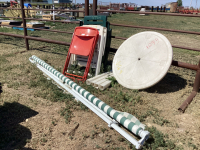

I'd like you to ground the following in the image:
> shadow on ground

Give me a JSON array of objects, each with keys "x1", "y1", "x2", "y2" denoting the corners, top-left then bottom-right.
[
  {"x1": 0, "y1": 102, "x2": 38, "y2": 150},
  {"x1": 144, "y1": 73, "x2": 187, "y2": 93}
]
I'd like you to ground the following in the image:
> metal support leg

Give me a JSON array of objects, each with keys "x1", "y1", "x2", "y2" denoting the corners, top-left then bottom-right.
[{"x1": 178, "y1": 60, "x2": 200, "y2": 112}]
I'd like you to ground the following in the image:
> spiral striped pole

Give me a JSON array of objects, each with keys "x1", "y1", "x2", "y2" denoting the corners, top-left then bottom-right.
[{"x1": 30, "y1": 55, "x2": 150, "y2": 149}]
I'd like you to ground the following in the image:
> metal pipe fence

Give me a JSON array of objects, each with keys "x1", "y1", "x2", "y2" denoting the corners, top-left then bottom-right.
[
  {"x1": 97, "y1": 9, "x2": 200, "y2": 17},
  {"x1": 0, "y1": 0, "x2": 82, "y2": 50},
  {"x1": 101, "y1": 9, "x2": 200, "y2": 112},
  {"x1": 111, "y1": 35, "x2": 200, "y2": 52},
  {"x1": 110, "y1": 23, "x2": 200, "y2": 35}
]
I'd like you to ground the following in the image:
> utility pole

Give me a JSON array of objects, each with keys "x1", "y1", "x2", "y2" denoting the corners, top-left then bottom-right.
[
  {"x1": 196, "y1": 0, "x2": 198, "y2": 8},
  {"x1": 190, "y1": 0, "x2": 193, "y2": 8}
]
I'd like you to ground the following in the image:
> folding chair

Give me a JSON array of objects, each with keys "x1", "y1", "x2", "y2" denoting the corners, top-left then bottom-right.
[
  {"x1": 63, "y1": 26, "x2": 99, "y2": 81},
  {"x1": 70, "y1": 25, "x2": 107, "y2": 76}
]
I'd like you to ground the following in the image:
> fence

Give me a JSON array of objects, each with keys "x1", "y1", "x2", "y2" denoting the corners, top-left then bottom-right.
[
  {"x1": 97, "y1": 9, "x2": 200, "y2": 112},
  {"x1": 0, "y1": 0, "x2": 200, "y2": 112},
  {"x1": 0, "y1": 0, "x2": 86, "y2": 50}
]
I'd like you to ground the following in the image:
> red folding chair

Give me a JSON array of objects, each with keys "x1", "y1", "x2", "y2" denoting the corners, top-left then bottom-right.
[{"x1": 63, "y1": 26, "x2": 99, "y2": 81}]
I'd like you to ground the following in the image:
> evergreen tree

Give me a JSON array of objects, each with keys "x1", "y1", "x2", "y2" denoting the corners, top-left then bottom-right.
[{"x1": 177, "y1": 0, "x2": 183, "y2": 6}]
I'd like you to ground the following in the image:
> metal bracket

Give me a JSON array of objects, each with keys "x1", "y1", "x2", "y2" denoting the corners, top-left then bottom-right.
[{"x1": 108, "y1": 119, "x2": 118, "y2": 128}]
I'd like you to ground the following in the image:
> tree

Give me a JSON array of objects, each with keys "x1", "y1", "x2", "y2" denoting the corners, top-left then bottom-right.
[{"x1": 177, "y1": 0, "x2": 183, "y2": 6}]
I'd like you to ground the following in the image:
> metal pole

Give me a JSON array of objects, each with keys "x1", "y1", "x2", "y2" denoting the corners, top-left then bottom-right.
[
  {"x1": 171, "y1": 60, "x2": 198, "y2": 71},
  {"x1": 110, "y1": 23, "x2": 200, "y2": 36},
  {"x1": 85, "y1": 0, "x2": 89, "y2": 16},
  {"x1": 53, "y1": 4, "x2": 55, "y2": 20},
  {"x1": 93, "y1": 0, "x2": 97, "y2": 15},
  {"x1": 20, "y1": 0, "x2": 29, "y2": 50},
  {"x1": 178, "y1": 60, "x2": 200, "y2": 112}
]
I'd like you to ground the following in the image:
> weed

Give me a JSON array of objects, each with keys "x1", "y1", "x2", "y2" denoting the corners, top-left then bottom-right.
[
  {"x1": 100, "y1": 127, "x2": 107, "y2": 133},
  {"x1": 41, "y1": 138, "x2": 47, "y2": 143},
  {"x1": 114, "y1": 91, "x2": 129, "y2": 102},
  {"x1": 188, "y1": 142, "x2": 198, "y2": 149},
  {"x1": 107, "y1": 76, "x2": 118, "y2": 87},
  {"x1": 82, "y1": 133, "x2": 89, "y2": 140},
  {"x1": 153, "y1": 116, "x2": 170, "y2": 126},
  {"x1": 60, "y1": 106, "x2": 73, "y2": 124},
  {"x1": 90, "y1": 130, "x2": 98, "y2": 139},
  {"x1": 52, "y1": 121, "x2": 56, "y2": 126},
  {"x1": 77, "y1": 101, "x2": 88, "y2": 111},
  {"x1": 105, "y1": 138, "x2": 112, "y2": 144},
  {"x1": 0, "y1": 56, "x2": 8, "y2": 63},
  {"x1": 96, "y1": 145, "x2": 101, "y2": 149},
  {"x1": 141, "y1": 126, "x2": 182, "y2": 150},
  {"x1": 7, "y1": 81, "x2": 21, "y2": 90},
  {"x1": 117, "y1": 136, "x2": 125, "y2": 142},
  {"x1": 94, "y1": 124, "x2": 98, "y2": 129},
  {"x1": 138, "y1": 108, "x2": 170, "y2": 126}
]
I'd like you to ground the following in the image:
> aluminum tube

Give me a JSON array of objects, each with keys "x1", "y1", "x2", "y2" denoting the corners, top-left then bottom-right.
[
  {"x1": 30, "y1": 57, "x2": 112, "y2": 122},
  {"x1": 35, "y1": 63, "x2": 111, "y2": 122},
  {"x1": 31, "y1": 59, "x2": 144, "y2": 149},
  {"x1": 111, "y1": 123, "x2": 142, "y2": 149},
  {"x1": 30, "y1": 55, "x2": 150, "y2": 144}
]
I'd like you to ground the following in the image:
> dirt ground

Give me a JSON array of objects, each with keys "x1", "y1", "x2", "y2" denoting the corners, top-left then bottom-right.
[
  {"x1": 1, "y1": 37, "x2": 200, "y2": 150},
  {"x1": 1, "y1": 84, "x2": 128, "y2": 150},
  {"x1": 0, "y1": 43, "x2": 136, "y2": 150}
]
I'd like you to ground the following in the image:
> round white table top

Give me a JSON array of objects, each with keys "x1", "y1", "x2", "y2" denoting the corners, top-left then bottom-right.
[{"x1": 113, "y1": 31, "x2": 173, "y2": 90}]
